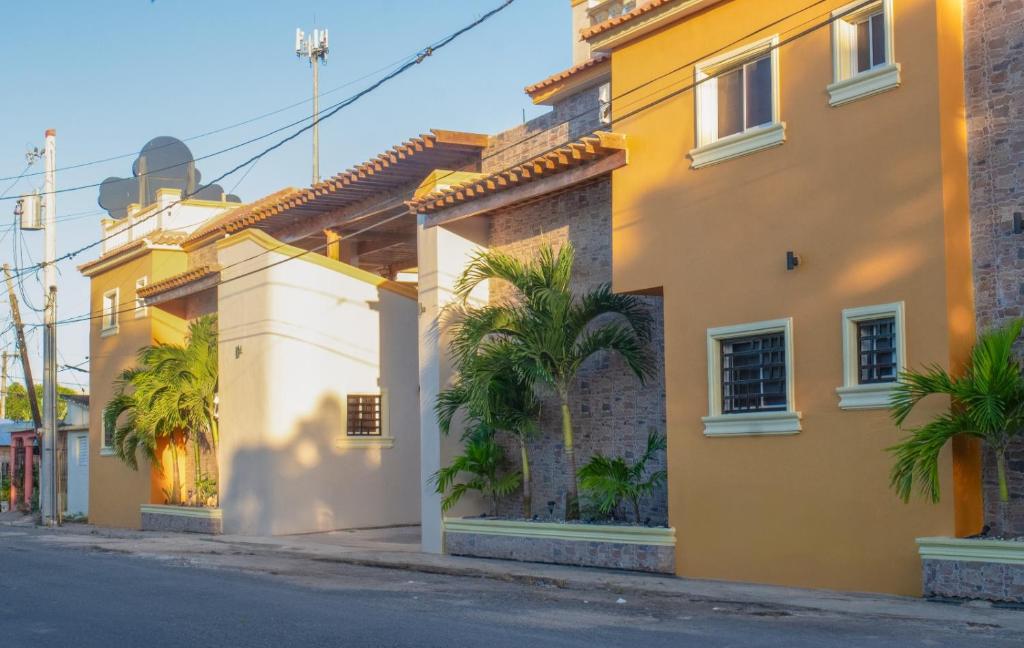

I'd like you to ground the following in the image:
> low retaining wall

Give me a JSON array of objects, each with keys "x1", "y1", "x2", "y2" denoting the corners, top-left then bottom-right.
[
  {"x1": 918, "y1": 537, "x2": 1024, "y2": 603},
  {"x1": 444, "y1": 518, "x2": 675, "y2": 574},
  {"x1": 141, "y1": 504, "x2": 223, "y2": 535}
]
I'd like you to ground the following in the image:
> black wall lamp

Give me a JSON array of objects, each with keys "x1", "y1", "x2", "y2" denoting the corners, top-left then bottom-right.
[
  {"x1": 786, "y1": 251, "x2": 801, "y2": 271},
  {"x1": 1014, "y1": 212, "x2": 1023, "y2": 234}
]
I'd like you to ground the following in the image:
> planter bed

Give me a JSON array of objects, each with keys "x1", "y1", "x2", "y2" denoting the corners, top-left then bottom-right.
[
  {"x1": 444, "y1": 517, "x2": 676, "y2": 574},
  {"x1": 917, "y1": 536, "x2": 1024, "y2": 603},
  {"x1": 141, "y1": 504, "x2": 223, "y2": 535}
]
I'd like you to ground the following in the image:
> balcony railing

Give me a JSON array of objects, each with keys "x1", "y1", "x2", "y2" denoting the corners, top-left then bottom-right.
[{"x1": 587, "y1": 0, "x2": 637, "y2": 25}]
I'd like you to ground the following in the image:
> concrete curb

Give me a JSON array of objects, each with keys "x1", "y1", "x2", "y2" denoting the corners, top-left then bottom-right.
[{"x1": 10, "y1": 522, "x2": 1024, "y2": 632}]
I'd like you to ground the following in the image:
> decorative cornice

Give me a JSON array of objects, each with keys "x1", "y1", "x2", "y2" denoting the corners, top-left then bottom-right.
[
  {"x1": 917, "y1": 537, "x2": 1024, "y2": 565},
  {"x1": 218, "y1": 228, "x2": 417, "y2": 300},
  {"x1": 141, "y1": 504, "x2": 223, "y2": 520},
  {"x1": 443, "y1": 517, "x2": 676, "y2": 546}
]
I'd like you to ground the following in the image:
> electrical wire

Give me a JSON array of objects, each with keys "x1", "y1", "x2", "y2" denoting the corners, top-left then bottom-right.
[
  {"x1": 25, "y1": 0, "x2": 863, "y2": 327},
  {"x1": 4, "y1": 0, "x2": 846, "y2": 283},
  {"x1": 3, "y1": 0, "x2": 517, "y2": 281}
]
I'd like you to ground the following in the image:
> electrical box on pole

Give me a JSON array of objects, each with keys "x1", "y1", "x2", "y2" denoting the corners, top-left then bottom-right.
[{"x1": 15, "y1": 191, "x2": 42, "y2": 230}]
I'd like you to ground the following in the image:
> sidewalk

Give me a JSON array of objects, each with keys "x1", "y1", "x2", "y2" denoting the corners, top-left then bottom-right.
[{"x1": 11, "y1": 520, "x2": 1024, "y2": 631}]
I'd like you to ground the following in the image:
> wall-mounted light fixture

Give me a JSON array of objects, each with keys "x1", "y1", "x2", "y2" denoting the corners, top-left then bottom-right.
[
  {"x1": 1014, "y1": 212, "x2": 1023, "y2": 235},
  {"x1": 786, "y1": 251, "x2": 801, "y2": 271}
]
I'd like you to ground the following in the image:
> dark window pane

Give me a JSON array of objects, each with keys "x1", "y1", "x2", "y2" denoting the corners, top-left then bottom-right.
[
  {"x1": 745, "y1": 56, "x2": 773, "y2": 128},
  {"x1": 857, "y1": 317, "x2": 897, "y2": 384},
  {"x1": 717, "y1": 67, "x2": 744, "y2": 138},
  {"x1": 857, "y1": 18, "x2": 871, "y2": 73},
  {"x1": 347, "y1": 394, "x2": 383, "y2": 436},
  {"x1": 721, "y1": 332, "x2": 787, "y2": 414},
  {"x1": 871, "y1": 12, "x2": 886, "y2": 67}
]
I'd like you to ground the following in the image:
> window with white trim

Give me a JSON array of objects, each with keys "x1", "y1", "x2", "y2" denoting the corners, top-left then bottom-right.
[
  {"x1": 598, "y1": 82, "x2": 612, "y2": 125},
  {"x1": 836, "y1": 302, "x2": 905, "y2": 410},
  {"x1": 703, "y1": 318, "x2": 801, "y2": 436},
  {"x1": 134, "y1": 276, "x2": 148, "y2": 318},
  {"x1": 101, "y1": 288, "x2": 119, "y2": 336},
  {"x1": 102, "y1": 418, "x2": 115, "y2": 450},
  {"x1": 690, "y1": 36, "x2": 785, "y2": 169},
  {"x1": 828, "y1": 0, "x2": 900, "y2": 106}
]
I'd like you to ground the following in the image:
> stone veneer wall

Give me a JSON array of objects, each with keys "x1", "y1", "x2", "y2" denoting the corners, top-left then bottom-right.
[
  {"x1": 446, "y1": 531, "x2": 675, "y2": 574},
  {"x1": 487, "y1": 178, "x2": 668, "y2": 524},
  {"x1": 482, "y1": 85, "x2": 604, "y2": 174},
  {"x1": 922, "y1": 558, "x2": 1024, "y2": 603},
  {"x1": 965, "y1": 0, "x2": 1024, "y2": 536}
]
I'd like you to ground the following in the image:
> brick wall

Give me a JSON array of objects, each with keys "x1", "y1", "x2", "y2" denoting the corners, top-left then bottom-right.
[
  {"x1": 482, "y1": 86, "x2": 604, "y2": 174},
  {"x1": 965, "y1": 0, "x2": 1024, "y2": 535},
  {"x1": 486, "y1": 178, "x2": 668, "y2": 524}
]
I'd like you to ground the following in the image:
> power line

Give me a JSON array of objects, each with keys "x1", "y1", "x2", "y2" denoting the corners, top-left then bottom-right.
[
  {"x1": 0, "y1": 2, "x2": 518, "y2": 202},
  {"x1": 4, "y1": 0, "x2": 517, "y2": 281},
  {"x1": 5, "y1": 0, "x2": 847, "y2": 284},
  {"x1": 32, "y1": 0, "x2": 857, "y2": 328},
  {"x1": 0, "y1": 48, "x2": 441, "y2": 183}
]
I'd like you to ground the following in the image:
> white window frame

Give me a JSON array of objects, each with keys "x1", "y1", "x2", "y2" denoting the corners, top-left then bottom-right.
[
  {"x1": 598, "y1": 81, "x2": 612, "y2": 125},
  {"x1": 703, "y1": 317, "x2": 801, "y2": 437},
  {"x1": 690, "y1": 35, "x2": 785, "y2": 169},
  {"x1": 100, "y1": 418, "x2": 116, "y2": 455},
  {"x1": 134, "y1": 276, "x2": 148, "y2": 319},
  {"x1": 336, "y1": 388, "x2": 394, "y2": 448},
  {"x1": 827, "y1": 0, "x2": 900, "y2": 107},
  {"x1": 836, "y1": 302, "x2": 906, "y2": 410},
  {"x1": 100, "y1": 288, "x2": 119, "y2": 337}
]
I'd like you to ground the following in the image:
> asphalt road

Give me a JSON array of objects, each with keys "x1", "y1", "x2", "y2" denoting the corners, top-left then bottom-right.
[{"x1": 0, "y1": 530, "x2": 1019, "y2": 648}]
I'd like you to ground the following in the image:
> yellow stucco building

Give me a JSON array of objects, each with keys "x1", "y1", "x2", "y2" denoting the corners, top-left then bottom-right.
[
  {"x1": 79, "y1": 190, "x2": 238, "y2": 529},
  {"x1": 584, "y1": 0, "x2": 980, "y2": 594}
]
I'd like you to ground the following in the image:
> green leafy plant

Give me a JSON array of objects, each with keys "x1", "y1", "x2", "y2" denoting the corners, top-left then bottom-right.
[
  {"x1": 430, "y1": 427, "x2": 522, "y2": 516},
  {"x1": 104, "y1": 315, "x2": 219, "y2": 506},
  {"x1": 194, "y1": 472, "x2": 218, "y2": 506},
  {"x1": 578, "y1": 429, "x2": 667, "y2": 523},
  {"x1": 452, "y1": 243, "x2": 654, "y2": 520},
  {"x1": 5, "y1": 382, "x2": 76, "y2": 422},
  {"x1": 437, "y1": 340, "x2": 539, "y2": 517},
  {"x1": 889, "y1": 319, "x2": 1024, "y2": 534}
]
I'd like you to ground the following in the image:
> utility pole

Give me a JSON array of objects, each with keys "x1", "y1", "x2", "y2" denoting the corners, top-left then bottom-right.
[
  {"x1": 41, "y1": 129, "x2": 58, "y2": 526},
  {"x1": 1, "y1": 350, "x2": 8, "y2": 420},
  {"x1": 295, "y1": 27, "x2": 329, "y2": 185},
  {"x1": 2, "y1": 264, "x2": 41, "y2": 430}
]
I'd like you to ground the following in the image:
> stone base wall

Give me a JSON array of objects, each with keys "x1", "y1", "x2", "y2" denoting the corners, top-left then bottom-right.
[
  {"x1": 923, "y1": 559, "x2": 1024, "y2": 603},
  {"x1": 141, "y1": 508, "x2": 222, "y2": 534},
  {"x1": 487, "y1": 178, "x2": 668, "y2": 524},
  {"x1": 446, "y1": 531, "x2": 674, "y2": 574},
  {"x1": 966, "y1": 0, "x2": 1024, "y2": 536}
]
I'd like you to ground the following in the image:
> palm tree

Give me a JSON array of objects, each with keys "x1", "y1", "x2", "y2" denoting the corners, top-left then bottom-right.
[
  {"x1": 103, "y1": 315, "x2": 219, "y2": 506},
  {"x1": 889, "y1": 319, "x2": 1024, "y2": 533},
  {"x1": 430, "y1": 425, "x2": 522, "y2": 516},
  {"x1": 452, "y1": 244, "x2": 654, "y2": 520},
  {"x1": 578, "y1": 429, "x2": 667, "y2": 523},
  {"x1": 437, "y1": 340, "x2": 539, "y2": 517}
]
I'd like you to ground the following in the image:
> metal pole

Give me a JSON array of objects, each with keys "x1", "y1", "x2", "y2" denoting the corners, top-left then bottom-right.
[
  {"x1": 41, "y1": 129, "x2": 58, "y2": 526},
  {"x1": 312, "y1": 53, "x2": 320, "y2": 185},
  {"x1": 1, "y1": 350, "x2": 7, "y2": 420}
]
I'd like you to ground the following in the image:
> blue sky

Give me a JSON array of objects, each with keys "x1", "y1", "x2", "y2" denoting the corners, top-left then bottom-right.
[{"x1": 0, "y1": 0, "x2": 567, "y2": 393}]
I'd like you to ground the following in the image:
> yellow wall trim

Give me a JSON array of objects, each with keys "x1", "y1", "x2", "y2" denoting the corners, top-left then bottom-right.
[
  {"x1": 218, "y1": 228, "x2": 418, "y2": 299},
  {"x1": 588, "y1": 0, "x2": 725, "y2": 52}
]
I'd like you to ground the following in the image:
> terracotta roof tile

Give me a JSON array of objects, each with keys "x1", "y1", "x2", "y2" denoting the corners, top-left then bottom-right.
[
  {"x1": 524, "y1": 55, "x2": 609, "y2": 96},
  {"x1": 581, "y1": 0, "x2": 677, "y2": 40},
  {"x1": 183, "y1": 129, "x2": 488, "y2": 245},
  {"x1": 137, "y1": 265, "x2": 221, "y2": 299},
  {"x1": 410, "y1": 131, "x2": 627, "y2": 215},
  {"x1": 184, "y1": 187, "x2": 302, "y2": 246}
]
